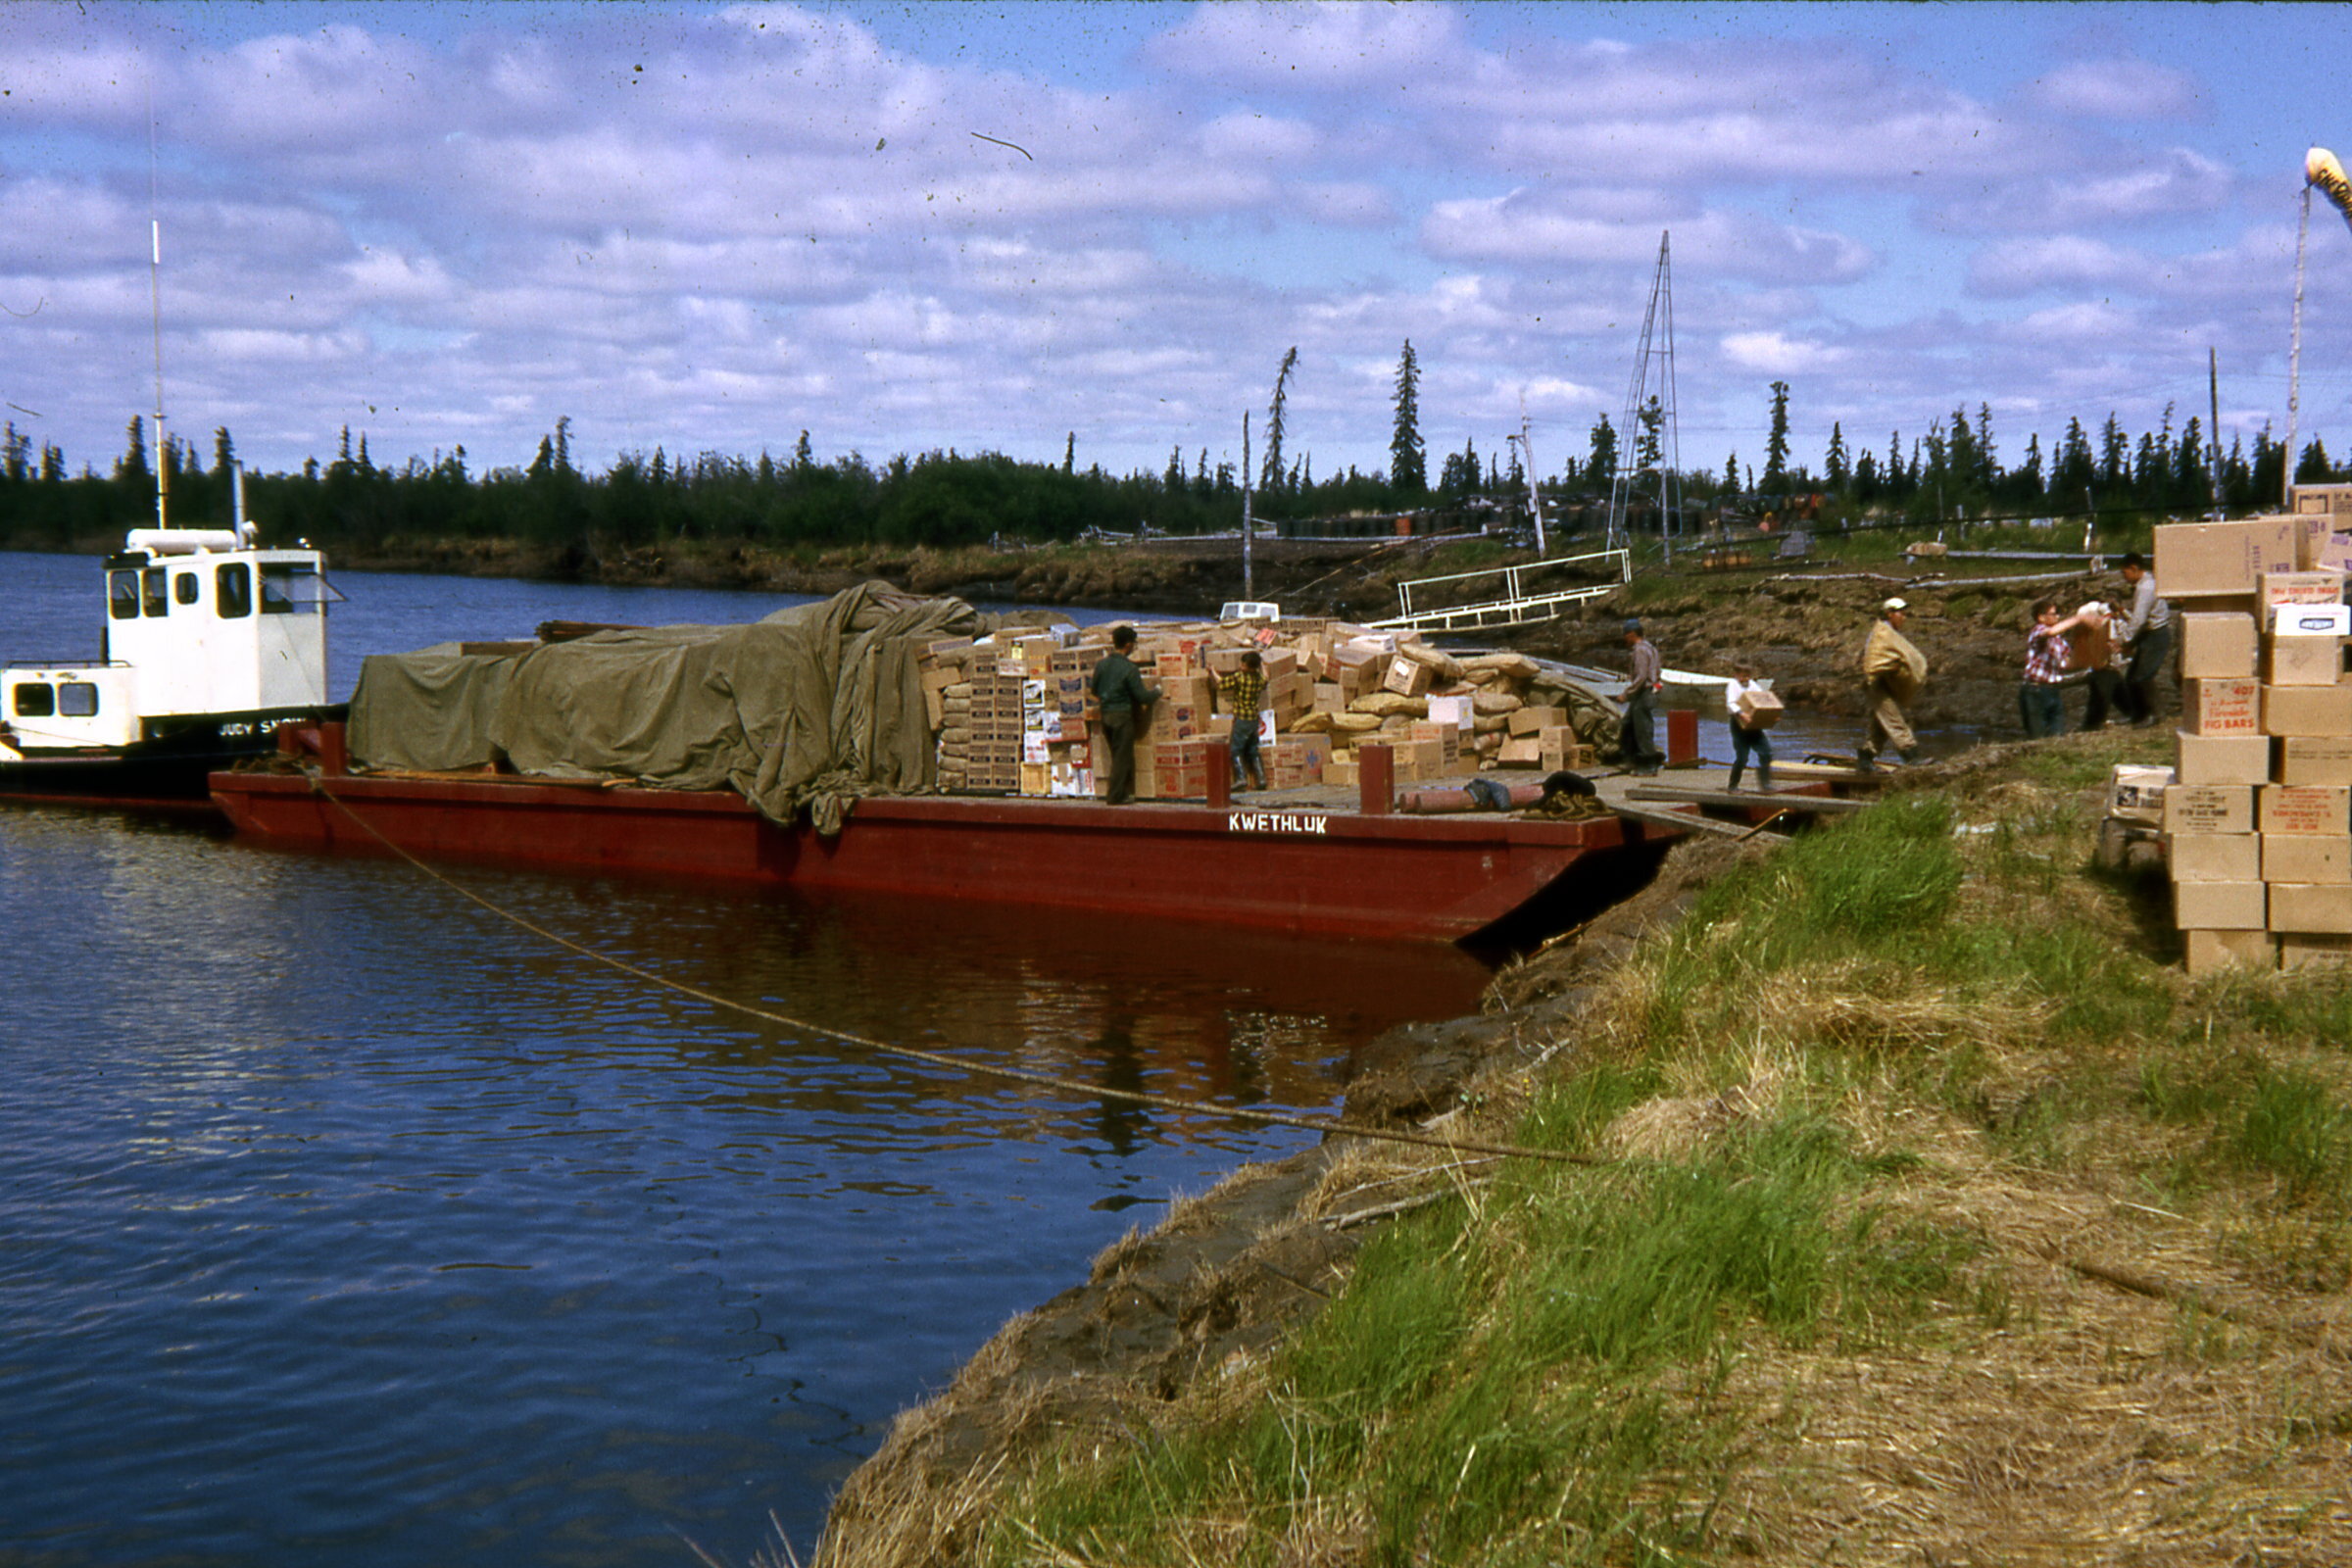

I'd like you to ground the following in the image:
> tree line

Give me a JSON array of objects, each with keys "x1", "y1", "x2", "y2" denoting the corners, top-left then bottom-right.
[{"x1": 3, "y1": 354, "x2": 2347, "y2": 555}]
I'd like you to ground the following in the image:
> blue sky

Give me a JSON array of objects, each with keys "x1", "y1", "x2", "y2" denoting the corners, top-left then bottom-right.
[{"x1": 2, "y1": 0, "x2": 2349, "y2": 493}]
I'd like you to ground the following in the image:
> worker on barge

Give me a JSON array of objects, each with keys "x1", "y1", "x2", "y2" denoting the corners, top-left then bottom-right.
[
  {"x1": 1218, "y1": 650, "x2": 1268, "y2": 793},
  {"x1": 1093, "y1": 625, "x2": 1158, "y2": 805},
  {"x1": 1618, "y1": 618, "x2": 1665, "y2": 776},
  {"x1": 1858, "y1": 597, "x2": 1927, "y2": 768}
]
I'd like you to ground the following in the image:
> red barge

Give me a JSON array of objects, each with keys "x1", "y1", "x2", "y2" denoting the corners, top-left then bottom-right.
[{"x1": 209, "y1": 723, "x2": 1684, "y2": 947}]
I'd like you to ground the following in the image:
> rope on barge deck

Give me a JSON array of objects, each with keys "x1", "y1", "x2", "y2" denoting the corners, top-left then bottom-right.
[{"x1": 298, "y1": 769, "x2": 1610, "y2": 1168}]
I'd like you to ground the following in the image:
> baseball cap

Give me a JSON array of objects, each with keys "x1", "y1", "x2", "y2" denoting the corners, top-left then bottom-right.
[
  {"x1": 1623, "y1": 617, "x2": 1642, "y2": 634},
  {"x1": 1883, "y1": 597, "x2": 1908, "y2": 612}
]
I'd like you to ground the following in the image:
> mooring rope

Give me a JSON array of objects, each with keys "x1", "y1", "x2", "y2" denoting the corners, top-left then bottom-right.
[{"x1": 298, "y1": 769, "x2": 1602, "y2": 1165}]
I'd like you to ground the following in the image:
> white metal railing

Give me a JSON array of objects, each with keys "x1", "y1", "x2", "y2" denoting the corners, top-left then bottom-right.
[{"x1": 1370, "y1": 549, "x2": 1633, "y2": 632}]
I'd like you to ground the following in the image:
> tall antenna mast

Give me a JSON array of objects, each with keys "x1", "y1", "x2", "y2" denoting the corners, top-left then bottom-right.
[
  {"x1": 147, "y1": 95, "x2": 169, "y2": 531},
  {"x1": 1605, "y1": 231, "x2": 1683, "y2": 558}
]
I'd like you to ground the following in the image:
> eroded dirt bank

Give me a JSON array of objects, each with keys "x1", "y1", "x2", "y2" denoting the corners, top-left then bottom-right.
[{"x1": 810, "y1": 836, "x2": 1761, "y2": 1568}]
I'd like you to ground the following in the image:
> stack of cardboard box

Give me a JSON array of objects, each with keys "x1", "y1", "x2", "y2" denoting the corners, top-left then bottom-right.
[
  {"x1": 2156, "y1": 515, "x2": 2352, "y2": 973},
  {"x1": 920, "y1": 613, "x2": 1607, "y2": 799}
]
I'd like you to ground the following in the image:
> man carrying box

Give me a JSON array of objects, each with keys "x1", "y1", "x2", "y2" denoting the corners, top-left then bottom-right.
[
  {"x1": 2114, "y1": 552, "x2": 2174, "y2": 728},
  {"x1": 1218, "y1": 650, "x2": 1269, "y2": 792},
  {"x1": 1859, "y1": 598, "x2": 1928, "y2": 768},
  {"x1": 1723, "y1": 661, "x2": 1776, "y2": 791}
]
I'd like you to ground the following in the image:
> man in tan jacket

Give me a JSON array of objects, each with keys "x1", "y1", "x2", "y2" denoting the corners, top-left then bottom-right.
[{"x1": 1859, "y1": 597, "x2": 1927, "y2": 767}]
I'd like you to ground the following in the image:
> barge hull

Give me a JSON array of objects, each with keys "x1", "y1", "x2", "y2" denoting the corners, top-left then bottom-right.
[{"x1": 207, "y1": 768, "x2": 1668, "y2": 944}]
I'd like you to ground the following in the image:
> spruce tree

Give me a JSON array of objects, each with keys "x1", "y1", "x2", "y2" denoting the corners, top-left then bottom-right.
[{"x1": 1389, "y1": 340, "x2": 1425, "y2": 492}]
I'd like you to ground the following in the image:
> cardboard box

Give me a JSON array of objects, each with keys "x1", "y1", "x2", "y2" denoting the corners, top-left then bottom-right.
[
  {"x1": 2259, "y1": 784, "x2": 2352, "y2": 835},
  {"x1": 2174, "y1": 731, "x2": 2273, "y2": 786},
  {"x1": 2264, "y1": 684, "x2": 2352, "y2": 737},
  {"x1": 1508, "y1": 705, "x2": 1568, "y2": 738},
  {"x1": 1312, "y1": 681, "x2": 1346, "y2": 715},
  {"x1": 2312, "y1": 532, "x2": 2352, "y2": 574},
  {"x1": 2175, "y1": 880, "x2": 2268, "y2": 931},
  {"x1": 1382, "y1": 656, "x2": 1434, "y2": 698},
  {"x1": 1426, "y1": 694, "x2": 1471, "y2": 731},
  {"x1": 2164, "y1": 784, "x2": 2256, "y2": 835},
  {"x1": 2185, "y1": 928, "x2": 2279, "y2": 975},
  {"x1": 2273, "y1": 603, "x2": 2352, "y2": 637},
  {"x1": 2270, "y1": 882, "x2": 2352, "y2": 933},
  {"x1": 2155, "y1": 516, "x2": 2300, "y2": 598},
  {"x1": 2278, "y1": 735, "x2": 2352, "y2": 785},
  {"x1": 1734, "y1": 687, "x2": 1786, "y2": 728},
  {"x1": 1495, "y1": 737, "x2": 1544, "y2": 767},
  {"x1": 2266, "y1": 636, "x2": 2345, "y2": 687},
  {"x1": 1324, "y1": 753, "x2": 1358, "y2": 789},
  {"x1": 2178, "y1": 612, "x2": 2260, "y2": 679},
  {"x1": 2184, "y1": 677, "x2": 2262, "y2": 736},
  {"x1": 2263, "y1": 834, "x2": 2351, "y2": 883},
  {"x1": 1537, "y1": 723, "x2": 1582, "y2": 761},
  {"x1": 2109, "y1": 763, "x2": 2176, "y2": 824},
  {"x1": 2169, "y1": 833, "x2": 2262, "y2": 882},
  {"x1": 2279, "y1": 933, "x2": 2352, "y2": 969},
  {"x1": 2261, "y1": 569, "x2": 2348, "y2": 607}
]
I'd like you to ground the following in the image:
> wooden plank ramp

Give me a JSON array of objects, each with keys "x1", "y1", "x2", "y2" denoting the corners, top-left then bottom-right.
[{"x1": 1625, "y1": 785, "x2": 1866, "y2": 814}]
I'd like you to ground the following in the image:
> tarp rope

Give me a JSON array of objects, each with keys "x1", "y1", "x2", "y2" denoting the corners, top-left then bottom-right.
[{"x1": 300, "y1": 770, "x2": 1602, "y2": 1166}]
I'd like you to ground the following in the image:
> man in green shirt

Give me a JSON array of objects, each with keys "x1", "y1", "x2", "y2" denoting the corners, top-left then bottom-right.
[{"x1": 1091, "y1": 625, "x2": 1158, "y2": 804}]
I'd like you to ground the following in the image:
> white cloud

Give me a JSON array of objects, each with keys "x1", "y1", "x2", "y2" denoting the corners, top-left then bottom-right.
[
  {"x1": 1968, "y1": 236, "x2": 2148, "y2": 297},
  {"x1": 1720, "y1": 331, "x2": 1848, "y2": 373},
  {"x1": 1148, "y1": 3, "x2": 1466, "y2": 91},
  {"x1": 2031, "y1": 59, "x2": 2201, "y2": 121},
  {"x1": 1422, "y1": 190, "x2": 1872, "y2": 284}
]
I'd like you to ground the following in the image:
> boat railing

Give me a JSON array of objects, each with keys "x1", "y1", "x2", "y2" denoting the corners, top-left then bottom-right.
[
  {"x1": 3, "y1": 657, "x2": 128, "y2": 673},
  {"x1": 1369, "y1": 548, "x2": 1634, "y2": 633}
]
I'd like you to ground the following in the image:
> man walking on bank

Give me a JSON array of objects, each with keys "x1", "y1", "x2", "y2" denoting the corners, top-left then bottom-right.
[
  {"x1": 1092, "y1": 625, "x2": 1157, "y2": 805},
  {"x1": 1858, "y1": 597, "x2": 1928, "y2": 768},
  {"x1": 1619, "y1": 618, "x2": 1665, "y2": 776}
]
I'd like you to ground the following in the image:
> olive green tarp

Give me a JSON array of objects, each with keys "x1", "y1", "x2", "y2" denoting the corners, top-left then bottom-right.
[{"x1": 346, "y1": 582, "x2": 987, "y2": 835}]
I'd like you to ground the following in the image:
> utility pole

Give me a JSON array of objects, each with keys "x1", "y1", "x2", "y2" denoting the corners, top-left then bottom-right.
[
  {"x1": 1241, "y1": 410, "x2": 1253, "y2": 600},
  {"x1": 1512, "y1": 400, "x2": 1546, "y2": 556},
  {"x1": 2209, "y1": 347, "x2": 2226, "y2": 517}
]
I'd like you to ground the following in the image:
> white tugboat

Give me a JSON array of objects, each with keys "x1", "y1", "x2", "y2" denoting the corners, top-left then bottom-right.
[{"x1": 0, "y1": 490, "x2": 338, "y2": 807}]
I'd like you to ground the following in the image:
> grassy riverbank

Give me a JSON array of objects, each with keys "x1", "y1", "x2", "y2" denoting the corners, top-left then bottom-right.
[{"x1": 818, "y1": 726, "x2": 2352, "y2": 1566}]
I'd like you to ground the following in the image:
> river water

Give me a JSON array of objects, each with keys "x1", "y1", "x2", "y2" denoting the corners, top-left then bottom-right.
[{"x1": 0, "y1": 553, "x2": 1493, "y2": 1567}]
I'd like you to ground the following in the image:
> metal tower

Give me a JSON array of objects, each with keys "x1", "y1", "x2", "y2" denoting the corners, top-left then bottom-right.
[{"x1": 1605, "y1": 231, "x2": 1684, "y2": 555}]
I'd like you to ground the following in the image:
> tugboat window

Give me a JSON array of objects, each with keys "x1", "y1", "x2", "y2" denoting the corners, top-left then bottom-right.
[
  {"x1": 142, "y1": 567, "x2": 169, "y2": 617},
  {"x1": 110, "y1": 572, "x2": 140, "y2": 620},
  {"x1": 59, "y1": 683, "x2": 99, "y2": 717},
  {"x1": 260, "y1": 564, "x2": 318, "y2": 615},
  {"x1": 174, "y1": 572, "x2": 200, "y2": 607},
  {"x1": 217, "y1": 563, "x2": 253, "y2": 618},
  {"x1": 13, "y1": 683, "x2": 54, "y2": 718}
]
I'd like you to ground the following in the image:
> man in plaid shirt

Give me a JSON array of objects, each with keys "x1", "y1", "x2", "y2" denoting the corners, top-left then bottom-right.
[
  {"x1": 1219, "y1": 651, "x2": 1269, "y2": 791},
  {"x1": 2020, "y1": 599, "x2": 2083, "y2": 739}
]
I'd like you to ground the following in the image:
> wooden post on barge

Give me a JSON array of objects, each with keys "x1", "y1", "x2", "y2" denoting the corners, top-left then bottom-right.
[
  {"x1": 1666, "y1": 709, "x2": 1698, "y2": 767},
  {"x1": 1358, "y1": 744, "x2": 1394, "y2": 815},
  {"x1": 1205, "y1": 741, "x2": 1232, "y2": 809}
]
